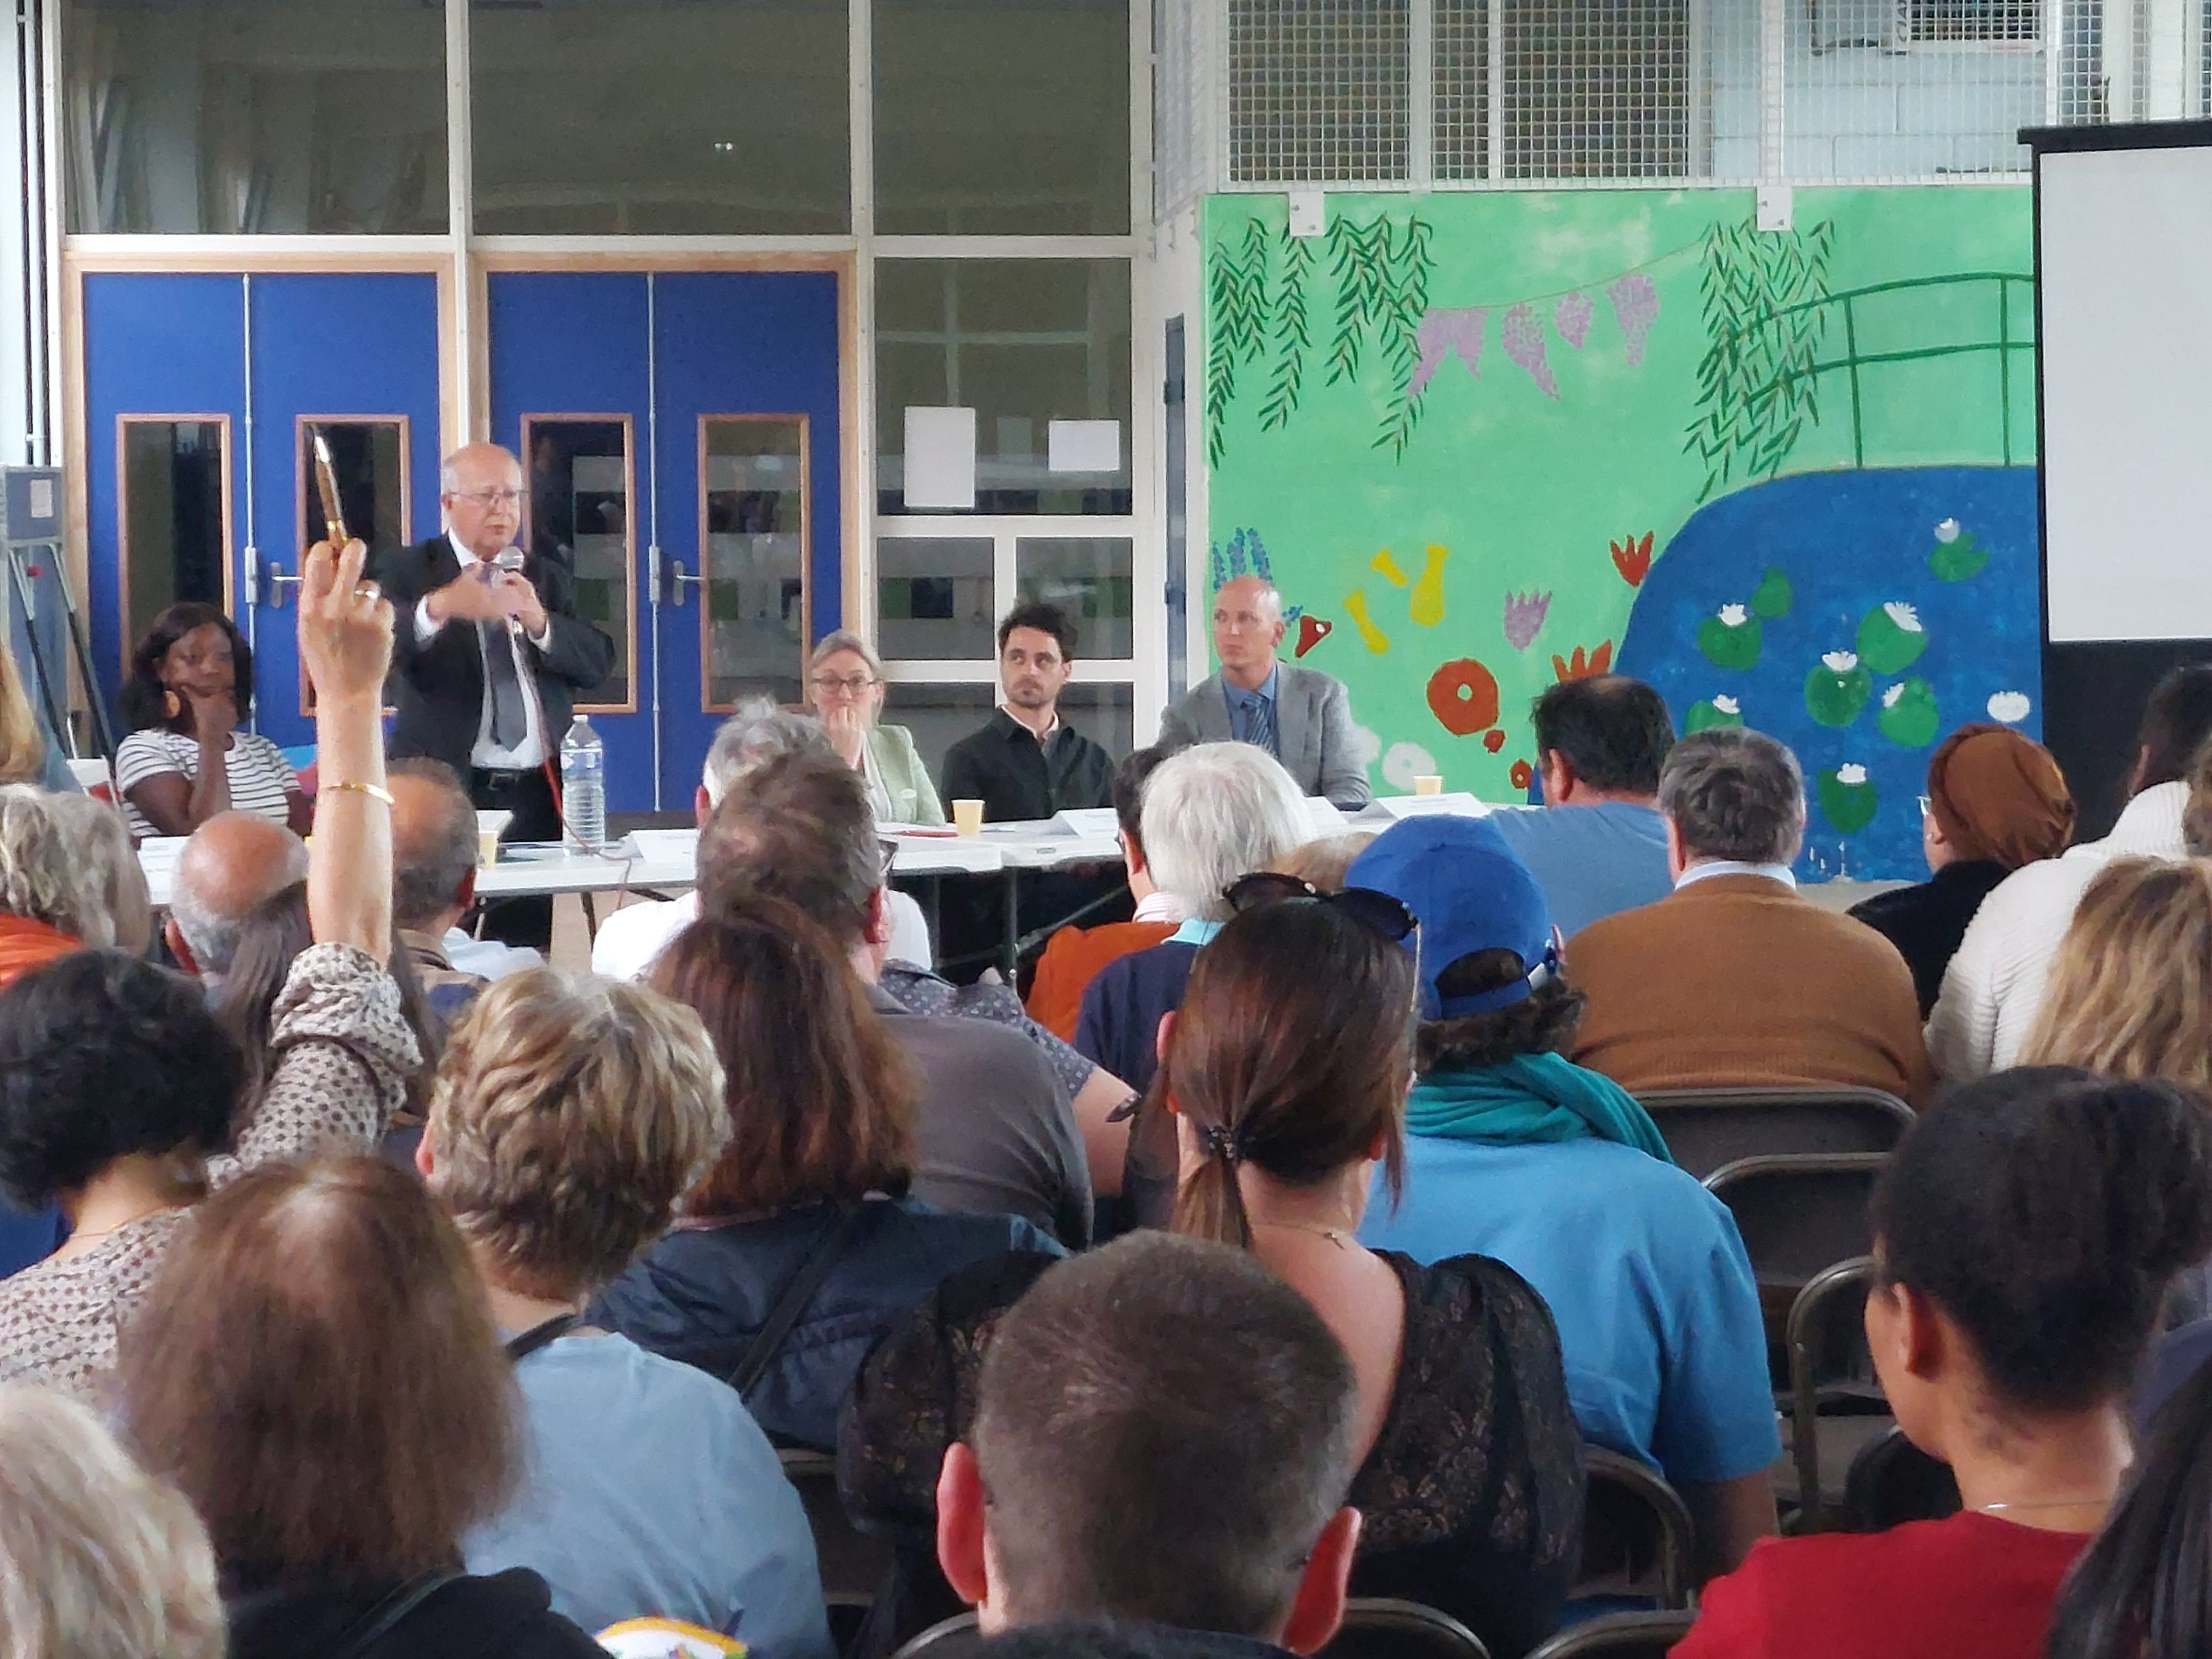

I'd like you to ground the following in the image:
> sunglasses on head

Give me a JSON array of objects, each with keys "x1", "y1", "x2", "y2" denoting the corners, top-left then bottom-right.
[{"x1": 1222, "y1": 871, "x2": 1418, "y2": 942}]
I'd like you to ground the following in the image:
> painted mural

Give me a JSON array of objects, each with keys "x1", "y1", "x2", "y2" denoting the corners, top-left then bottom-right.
[{"x1": 1203, "y1": 187, "x2": 2040, "y2": 879}]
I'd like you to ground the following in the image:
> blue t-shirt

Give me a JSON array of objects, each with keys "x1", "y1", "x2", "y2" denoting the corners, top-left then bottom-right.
[
  {"x1": 465, "y1": 1331, "x2": 834, "y2": 1657},
  {"x1": 1487, "y1": 801, "x2": 1673, "y2": 940},
  {"x1": 1360, "y1": 1135, "x2": 1779, "y2": 1486}
]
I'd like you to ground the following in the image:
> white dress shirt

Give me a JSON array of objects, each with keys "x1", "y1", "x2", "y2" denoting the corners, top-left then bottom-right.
[
  {"x1": 1674, "y1": 858, "x2": 1799, "y2": 890},
  {"x1": 414, "y1": 533, "x2": 556, "y2": 770},
  {"x1": 590, "y1": 888, "x2": 935, "y2": 981}
]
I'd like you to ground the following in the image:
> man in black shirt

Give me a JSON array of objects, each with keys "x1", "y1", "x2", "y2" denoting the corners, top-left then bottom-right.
[{"x1": 941, "y1": 602, "x2": 1117, "y2": 824}]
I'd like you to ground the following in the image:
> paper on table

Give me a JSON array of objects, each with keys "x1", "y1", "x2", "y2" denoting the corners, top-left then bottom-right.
[
  {"x1": 628, "y1": 829, "x2": 700, "y2": 863},
  {"x1": 1304, "y1": 797, "x2": 1346, "y2": 834},
  {"x1": 904, "y1": 407, "x2": 977, "y2": 510},
  {"x1": 1053, "y1": 807, "x2": 1121, "y2": 836},
  {"x1": 1365, "y1": 792, "x2": 1493, "y2": 820},
  {"x1": 1047, "y1": 419, "x2": 1121, "y2": 474}
]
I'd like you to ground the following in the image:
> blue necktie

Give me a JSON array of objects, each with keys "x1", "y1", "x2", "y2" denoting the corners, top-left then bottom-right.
[{"x1": 1246, "y1": 692, "x2": 1278, "y2": 756}]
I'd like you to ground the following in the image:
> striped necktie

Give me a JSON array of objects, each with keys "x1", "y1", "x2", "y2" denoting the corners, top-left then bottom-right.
[{"x1": 1245, "y1": 690, "x2": 1279, "y2": 757}]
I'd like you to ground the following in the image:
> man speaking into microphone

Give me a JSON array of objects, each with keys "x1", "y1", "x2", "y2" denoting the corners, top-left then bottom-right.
[{"x1": 375, "y1": 442, "x2": 615, "y2": 948}]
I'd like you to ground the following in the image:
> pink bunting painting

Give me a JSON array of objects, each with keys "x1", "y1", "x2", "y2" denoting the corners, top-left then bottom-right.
[{"x1": 1500, "y1": 304, "x2": 1559, "y2": 400}]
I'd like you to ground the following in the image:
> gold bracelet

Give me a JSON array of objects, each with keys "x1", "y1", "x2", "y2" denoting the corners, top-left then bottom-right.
[{"x1": 320, "y1": 779, "x2": 395, "y2": 807}]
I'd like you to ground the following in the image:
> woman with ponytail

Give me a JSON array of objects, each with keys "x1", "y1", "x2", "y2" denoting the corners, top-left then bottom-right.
[
  {"x1": 1677, "y1": 1069, "x2": 2212, "y2": 1659},
  {"x1": 842, "y1": 888, "x2": 1584, "y2": 1659}
]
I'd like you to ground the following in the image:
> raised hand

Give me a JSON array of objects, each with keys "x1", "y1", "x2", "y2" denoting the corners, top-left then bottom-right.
[{"x1": 299, "y1": 538, "x2": 394, "y2": 706}]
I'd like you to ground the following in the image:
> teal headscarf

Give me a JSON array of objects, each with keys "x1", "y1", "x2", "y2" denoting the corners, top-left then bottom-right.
[{"x1": 1406, "y1": 1051, "x2": 1675, "y2": 1163}]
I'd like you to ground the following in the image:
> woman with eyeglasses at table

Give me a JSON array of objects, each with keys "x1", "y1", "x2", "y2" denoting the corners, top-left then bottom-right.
[
  {"x1": 840, "y1": 883, "x2": 1585, "y2": 1659},
  {"x1": 806, "y1": 631, "x2": 946, "y2": 828}
]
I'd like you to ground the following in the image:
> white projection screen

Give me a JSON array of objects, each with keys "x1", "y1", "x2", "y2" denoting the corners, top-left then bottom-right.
[{"x1": 2037, "y1": 135, "x2": 2212, "y2": 643}]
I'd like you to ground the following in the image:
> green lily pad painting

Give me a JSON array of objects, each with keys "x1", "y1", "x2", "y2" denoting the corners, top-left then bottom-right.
[
  {"x1": 1877, "y1": 677, "x2": 1940, "y2": 749},
  {"x1": 1685, "y1": 696, "x2": 1746, "y2": 734},
  {"x1": 1804, "y1": 653, "x2": 1873, "y2": 728},
  {"x1": 1818, "y1": 765, "x2": 1880, "y2": 835},
  {"x1": 1750, "y1": 566, "x2": 1794, "y2": 619},
  {"x1": 1927, "y1": 518, "x2": 1991, "y2": 582},
  {"x1": 1696, "y1": 605, "x2": 1762, "y2": 671},
  {"x1": 1857, "y1": 602, "x2": 1928, "y2": 675}
]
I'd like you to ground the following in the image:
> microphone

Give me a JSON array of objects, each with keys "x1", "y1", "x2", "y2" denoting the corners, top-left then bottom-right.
[{"x1": 493, "y1": 547, "x2": 527, "y2": 638}]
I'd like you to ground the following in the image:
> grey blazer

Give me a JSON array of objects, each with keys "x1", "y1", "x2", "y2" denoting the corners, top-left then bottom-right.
[{"x1": 1156, "y1": 662, "x2": 1372, "y2": 807}]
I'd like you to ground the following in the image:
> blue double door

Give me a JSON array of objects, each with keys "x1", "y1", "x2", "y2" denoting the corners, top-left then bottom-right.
[{"x1": 79, "y1": 266, "x2": 842, "y2": 809}]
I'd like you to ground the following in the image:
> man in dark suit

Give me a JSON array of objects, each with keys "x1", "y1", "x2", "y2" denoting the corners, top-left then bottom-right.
[{"x1": 372, "y1": 442, "x2": 615, "y2": 947}]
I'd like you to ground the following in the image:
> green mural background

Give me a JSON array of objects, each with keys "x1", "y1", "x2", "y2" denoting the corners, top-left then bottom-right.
[{"x1": 1203, "y1": 186, "x2": 2037, "y2": 802}]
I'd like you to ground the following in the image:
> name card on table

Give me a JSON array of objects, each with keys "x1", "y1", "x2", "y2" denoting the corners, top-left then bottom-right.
[
  {"x1": 1053, "y1": 807, "x2": 1121, "y2": 837},
  {"x1": 1365, "y1": 792, "x2": 1493, "y2": 821},
  {"x1": 1305, "y1": 798, "x2": 1347, "y2": 834}
]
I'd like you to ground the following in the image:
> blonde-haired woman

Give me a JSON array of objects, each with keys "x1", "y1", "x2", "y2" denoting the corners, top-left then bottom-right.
[
  {"x1": 0, "y1": 633, "x2": 79, "y2": 793},
  {"x1": 2022, "y1": 857, "x2": 2212, "y2": 1091},
  {"x1": 806, "y1": 630, "x2": 944, "y2": 826},
  {"x1": 0, "y1": 1382, "x2": 224, "y2": 1659}
]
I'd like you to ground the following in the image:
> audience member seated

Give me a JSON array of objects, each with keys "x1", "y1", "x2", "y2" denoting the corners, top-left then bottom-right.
[
  {"x1": 942, "y1": 602, "x2": 1116, "y2": 823},
  {"x1": 1850, "y1": 723, "x2": 2074, "y2": 1015},
  {"x1": 1025, "y1": 746, "x2": 1180, "y2": 1043},
  {"x1": 0, "y1": 951, "x2": 242, "y2": 1396},
  {"x1": 1346, "y1": 816, "x2": 1779, "y2": 1579},
  {"x1": 930, "y1": 1233, "x2": 1365, "y2": 1658},
  {"x1": 211, "y1": 880, "x2": 440, "y2": 1132},
  {"x1": 119, "y1": 1158, "x2": 605, "y2": 1658},
  {"x1": 2022, "y1": 858, "x2": 2212, "y2": 1089},
  {"x1": 1930, "y1": 664, "x2": 2212, "y2": 1079},
  {"x1": 0, "y1": 784, "x2": 111, "y2": 986},
  {"x1": 162, "y1": 808, "x2": 309, "y2": 981},
  {"x1": 1566, "y1": 726, "x2": 1931, "y2": 1102},
  {"x1": 0, "y1": 634, "x2": 81, "y2": 794},
  {"x1": 389, "y1": 758, "x2": 495, "y2": 1018},
  {"x1": 0, "y1": 1382, "x2": 223, "y2": 1659},
  {"x1": 51, "y1": 791, "x2": 152, "y2": 955},
  {"x1": 115, "y1": 602, "x2": 311, "y2": 839},
  {"x1": 1490, "y1": 675, "x2": 1676, "y2": 936},
  {"x1": 592, "y1": 898, "x2": 1061, "y2": 1450},
  {"x1": 0, "y1": 533, "x2": 415, "y2": 1397},
  {"x1": 421, "y1": 968, "x2": 832, "y2": 1654},
  {"x1": 2051, "y1": 1328, "x2": 2212, "y2": 1659},
  {"x1": 846, "y1": 890, "x2": 1584, "y2": 1658},
  {"x1": 1074, "y1": 742, "x2": 1311, "y2": 1099},
  {"x1": 694, "y1": 751, "x2": 1096, "y2": 1245},
  {"x1": 592, "y1": 701, "x2": 932, "y2": 982},
  {"x1": 1676, "y1": 1068, "x2": 2212, "y2": 1659},
  {"x1": 1266, "y1": 830, "x2": 1374, "y2": 892},
  {"x1": 809, "y1": 629, "x2": 945, "y2": 826}
]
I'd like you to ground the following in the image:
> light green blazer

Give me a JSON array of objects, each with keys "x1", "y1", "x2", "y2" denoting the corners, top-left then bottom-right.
[{"x1": 864, "y1": 723, "x2": 946, "y2": 826}]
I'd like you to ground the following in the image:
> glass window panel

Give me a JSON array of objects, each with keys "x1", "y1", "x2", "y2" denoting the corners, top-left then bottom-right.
[
  {"x1": 1016, "y1": 538, "x2": 1132, "y2": 659},
  {"x1": 300, "y1": 420, "x2": 407, "y2": 551},
  {"x1": 702, "y1": 416, "x2": 809, "y2": 710},
  {"x1": 121, "y1": 419, "x2": 229, "y2": 659},
  {"x1": 876, "y1": 261, "x2": 1133, "y2": 516},
  {"x1": 470, "y1": 0, "x2": 848, "y2": 234},
  {"x1": 878, "y1": 537, "x2": 995, "y2": 660},
  {"x1": 524, "y1": 418, "x2": 635, "y2": 712},
  {"x1": 1057, "y1": 683, "x2": 1134, "y2": 759},
  {"x1": 64, "y1": 0, "x2": 447, "y2": 233},
  {"x1": 881, "y1": 681, "x2": 998, "y2": 779},
  {"x1": 874, "y1": 0, "x2": 1129, "y2": 234}
]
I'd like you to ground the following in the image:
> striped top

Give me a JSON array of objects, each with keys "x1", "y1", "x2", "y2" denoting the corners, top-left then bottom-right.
[{"x1": 114, "y1": 728, "x2": 299, "y2": 839}]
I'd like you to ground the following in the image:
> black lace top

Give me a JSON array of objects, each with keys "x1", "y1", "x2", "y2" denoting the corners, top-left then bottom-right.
[{"x1": 836, "y1": 1247, "x2": 1586, "y2": 1659}]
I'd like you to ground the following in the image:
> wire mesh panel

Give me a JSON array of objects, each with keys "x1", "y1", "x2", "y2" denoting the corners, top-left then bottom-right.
[
  {"x1": 1787, "y1": 0, "x2": 2046, "y2": 177},
  {"x1": 1432, "y1": 0, "x2": 1491, "y2": 180},
  {"x1": 1227, "y1": 0, "x2": 1411, "y2": 184},
  {"x1": 1500, "y1": 0, "x2": 1692, "y2": 179}
]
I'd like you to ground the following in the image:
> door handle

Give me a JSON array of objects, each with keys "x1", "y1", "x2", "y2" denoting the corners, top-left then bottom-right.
[
  {"x1": 664, "y1": 559, "x2": 707, "y2": 608},
  {"x1": 250, "y1": 547, "x2": 306, "y2": 608}
]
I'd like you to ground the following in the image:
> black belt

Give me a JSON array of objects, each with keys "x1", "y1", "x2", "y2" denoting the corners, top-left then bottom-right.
[{"x1": 472, "y1": 765, "x2": 538, "y2": 789}]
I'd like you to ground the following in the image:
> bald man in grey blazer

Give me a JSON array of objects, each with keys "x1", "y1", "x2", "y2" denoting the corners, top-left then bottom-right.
[{"x1": 1158, "y1": 575, "x2": 1371, "y2": 807}]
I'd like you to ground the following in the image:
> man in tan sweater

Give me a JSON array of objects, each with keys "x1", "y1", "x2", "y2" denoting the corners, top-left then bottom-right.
[{"x1": 1567, "y1": 727, "x2": 1931, "y2": 1106}]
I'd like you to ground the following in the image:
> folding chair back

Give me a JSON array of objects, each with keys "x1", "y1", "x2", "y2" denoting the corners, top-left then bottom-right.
[{"x1": 1638, "y1": 1087, "x2": 1912, "y2": 1180}]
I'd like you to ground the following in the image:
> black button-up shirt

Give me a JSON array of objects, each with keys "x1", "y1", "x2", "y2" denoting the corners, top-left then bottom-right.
[{"x1": 940, "y1": 708, "x2": 1117, "y2": 824}]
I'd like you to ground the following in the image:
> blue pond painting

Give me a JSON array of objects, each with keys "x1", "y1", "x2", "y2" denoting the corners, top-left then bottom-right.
[{"x1": 1617, "y1": 465, "x2": 2043, "y2": 882}]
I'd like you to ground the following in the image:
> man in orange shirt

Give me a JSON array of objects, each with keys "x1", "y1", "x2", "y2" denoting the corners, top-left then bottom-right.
[{"x1": 1026, "y1": 748, "x2": 1179, "y2": 1041}]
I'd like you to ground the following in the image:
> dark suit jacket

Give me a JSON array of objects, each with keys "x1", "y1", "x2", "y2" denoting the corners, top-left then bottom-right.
[{"x1": 372, "y1": 534, "x2": 617, "y2": 775}]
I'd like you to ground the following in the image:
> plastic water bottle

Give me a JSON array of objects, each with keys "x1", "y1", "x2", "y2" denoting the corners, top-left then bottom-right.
[{"x1": 560, "y1": 715, "x2": 606, "y2": 850}]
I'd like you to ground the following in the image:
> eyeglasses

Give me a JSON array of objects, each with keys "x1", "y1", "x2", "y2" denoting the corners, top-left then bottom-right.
[
  {"x1": 811, "y1": 674, "x2": 878, "y2": 695},
  {"x1": 452, "y1": 487, "x2": 523, "y2": 508},
  {"x1": 1918, "y1": 795, "x2": 1932, "y2": 819},
  {"x1": 1222, "y1": 872, "x2": 1418, "y2": 942},
  {"x1": 878, "y1": 838, "x2": 900, "y2": 880}
]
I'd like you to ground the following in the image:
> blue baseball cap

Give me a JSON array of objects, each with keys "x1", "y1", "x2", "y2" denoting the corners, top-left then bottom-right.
[{"x1": 1346, "y1": 815, "x2": 1559, "y2": 1018}]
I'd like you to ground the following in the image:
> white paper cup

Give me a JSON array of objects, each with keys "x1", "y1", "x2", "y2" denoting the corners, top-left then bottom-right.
[{"x1": 1413, "y1": 775, "x2": 1444, "y2": 796}]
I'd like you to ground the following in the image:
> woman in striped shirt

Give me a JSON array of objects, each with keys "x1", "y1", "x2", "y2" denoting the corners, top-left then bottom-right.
[{"x1": 115, "y1": 604, "x2": 310, "y2": 841}]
